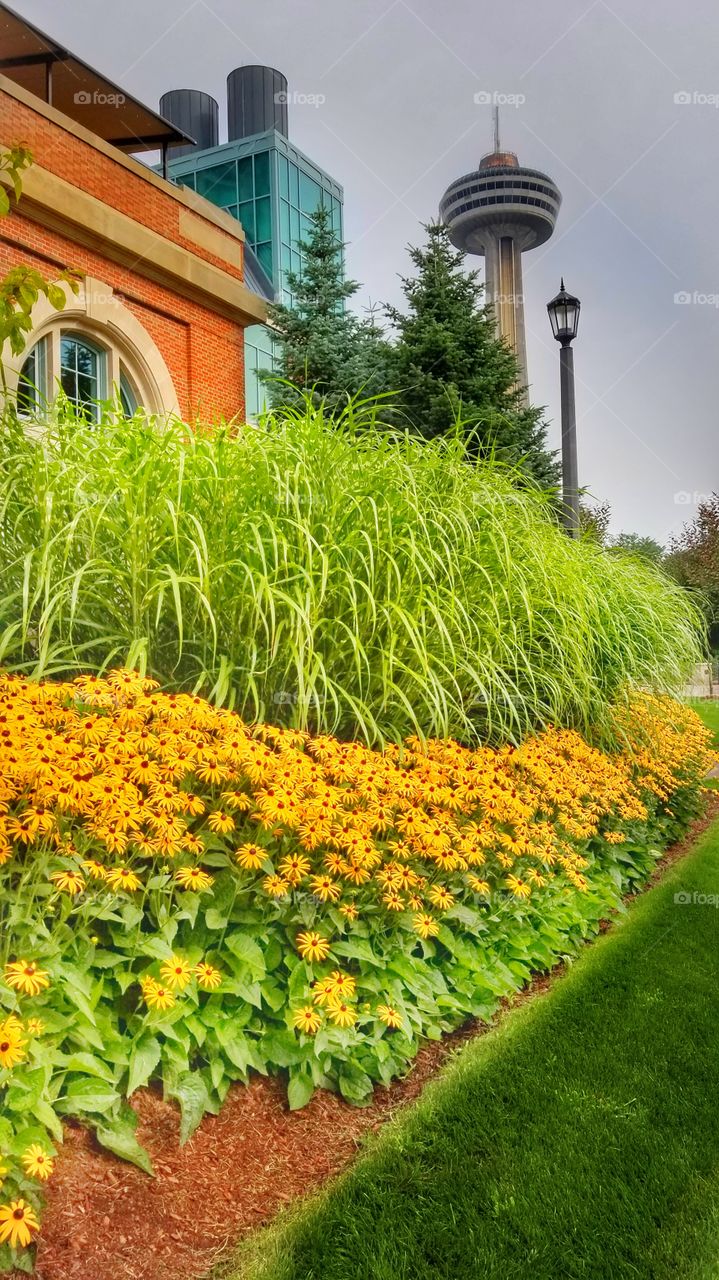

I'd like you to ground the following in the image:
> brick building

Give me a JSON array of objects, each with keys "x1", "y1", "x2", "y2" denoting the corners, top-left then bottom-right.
[{"x1": 0, "y1": 2, "x2": 266, "y2": 423}]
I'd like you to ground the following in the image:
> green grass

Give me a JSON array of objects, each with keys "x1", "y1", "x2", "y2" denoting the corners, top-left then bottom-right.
[
  {"x1": 0, "y1": 397, "x2": 703, "y2": 745},
  {"x1": 227, "y1": 814, "x2": 719, "y2": 1280},
  {"x1": 692, "y1": 699, "x2": 719, "y2": 749}
]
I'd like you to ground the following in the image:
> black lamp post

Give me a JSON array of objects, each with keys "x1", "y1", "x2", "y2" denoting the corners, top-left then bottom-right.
[{"x1": 547, "y1": 279, "x2": 581, "y2": 536}]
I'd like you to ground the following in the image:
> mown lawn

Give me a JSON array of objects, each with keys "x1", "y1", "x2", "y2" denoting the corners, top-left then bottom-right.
[
  {"x1": 227, "y1": 815, "x2": 719, "y2": 1280},
  {"x1": 693, "y1": 698, "x2": 719, "y2": 749}
]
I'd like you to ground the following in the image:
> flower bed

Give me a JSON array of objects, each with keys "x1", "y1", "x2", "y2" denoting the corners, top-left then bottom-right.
[{"x1": 0, "y1": 671, "x2": 713, "y2": 1268}]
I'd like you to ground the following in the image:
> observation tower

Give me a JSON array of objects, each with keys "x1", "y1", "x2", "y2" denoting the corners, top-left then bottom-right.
[{"x1": 440, "y1": 110, "x2": 561, "y2": 399}]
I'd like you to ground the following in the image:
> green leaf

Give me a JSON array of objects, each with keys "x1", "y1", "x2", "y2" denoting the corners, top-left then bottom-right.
[
  {"x1": 127, "y1": 1034, "x2": 161, "y2": 1096},
  {"x1": 168, "y1": 1071, "x2": 210, "y2": 1145},
  {"x1": 287, "y1": 1070, "x2": 314, "y2": 1110},
  {"x1": 59, "y1": 1052, "x2": 118, "y2": 1083},
  {"x1": 204, "y1": 908, "x2": 228, "y2": 930},
  {"x1": 33, "y1": 1099, "x2": 64, "y2": 1142},
  {"x1": 58, "y1": 1077, "x2": 120, "y2": 1114},
  {"x1": 96, "y1": 1117, "x2": 154, "y2": 1176},
  {"x1": 225, "y1": 931, "x2": 266, "y2": 976}
]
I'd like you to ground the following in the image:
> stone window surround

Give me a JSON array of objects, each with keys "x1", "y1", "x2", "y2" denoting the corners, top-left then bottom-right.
[{"x1": 5, "y1": 276, "x2": 180, "y2": 416}]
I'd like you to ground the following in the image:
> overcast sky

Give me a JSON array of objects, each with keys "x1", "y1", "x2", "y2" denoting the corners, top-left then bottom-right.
[{"x1": 13, "y1": 0, "x2": 719, "y2": 542}]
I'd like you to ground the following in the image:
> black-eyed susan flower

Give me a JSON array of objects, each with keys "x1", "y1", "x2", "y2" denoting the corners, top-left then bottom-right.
[
  {"x1": 327, "y1": 1001, "x2": 357, "y2": 1029},
  {"x1": 4, "y1": 960, "x2": 50, "y2": 996},
  {"x1": 505, "y1": 874, "x2": 532, "y2": 900},
  {"x1": 160, "y1": 955, "x2": 192, "y2": 991},
  {"x1": 83, "y1": 858, "x2": 107, "y2": 880},
  {"x1": 296, "y1": 931, "x2": 331, "y2": 963},
  {"x1": 428, "y1": 885, "x2": 455, "y2": 911},
  {"x1": 175, "y1": 865, "x2": 213, "y2": 891},
  {"x1": 194, "y1": 961, "x2": 222, "y2": 991},
  {"x1": 208, "y1": 809, "x2": 235, "y2": 835},
  {"x1": 309, "y1": 874, "x2": 341, "y2": 903},
  {"x1": 0, "y1": 1199, "x2": 40, "y2": 1248},
  {"x1": 50, "y1": 868, "x2": 85, "y2": 896},
  {"x1": 21, "y1": 1145, "x2": 54, "y2": 1181},
  {"x1": 413, "y1": 913, "x2": 440, "y2": 940},
  {"x1": 324, "y1": 970, "x2": 356, "y2": 1003},
  {"x1": 377, "y1": 1004, "x2": 403, "y2": 1028},
  {"x1": 311, "y1": 976, "x2": 336, "y2": 1006},
  {"x1": 0, "y1": 1016, "x2": 26, "y2": 1070},
  {"x1": 339, "y1": 902, "x2": 359, "y2": 921},
  {"x1": 106, "y1": 866, "x2": 142, "y2": 892},
  {"x1": 467, "y1": 875, "x2": 491, "y2": 895},
  {"x1": 142, "y1": 979, "x2": 176, "y2": 1011},
  {"x1": 279, "y1": 852, "x2": 311, "y2": 884},
  {"x1": 262, "y1": 873, "x2": 290, "y2": 898},
  {"x1": 292, "y1": 1005, "x2": 322, "y2": 1034},
  {"x1": 235, "y1": 842, "x2": 265, "y2": 871}
]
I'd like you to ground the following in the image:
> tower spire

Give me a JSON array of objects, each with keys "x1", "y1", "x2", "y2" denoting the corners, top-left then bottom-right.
[{"x1": 493, "y1": 104, "x2": 500, "y2": 154}]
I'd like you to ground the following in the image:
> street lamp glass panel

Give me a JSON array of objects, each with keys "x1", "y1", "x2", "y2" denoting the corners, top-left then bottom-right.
[{"x1": 547, "y1": 282, "x2": 580, "y2": 343}]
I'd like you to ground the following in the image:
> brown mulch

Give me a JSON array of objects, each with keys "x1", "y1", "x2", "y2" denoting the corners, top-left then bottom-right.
[{"x1": 17, "y1": 795, "x2": 719, "y2": 1280}]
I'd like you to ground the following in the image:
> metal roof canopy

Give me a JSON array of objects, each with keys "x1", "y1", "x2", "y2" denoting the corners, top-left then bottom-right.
[{"x1": 0, "y1": 0, "x2": 196, "y2": 168}]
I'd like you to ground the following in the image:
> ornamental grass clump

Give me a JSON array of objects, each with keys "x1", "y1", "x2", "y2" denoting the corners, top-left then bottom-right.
[
  {"x1": 0, "y1": 397, "x2": 704, "y2": 745},
  {"x1": 0, "y1": 670, "x2": 714, "y2": 1265}
]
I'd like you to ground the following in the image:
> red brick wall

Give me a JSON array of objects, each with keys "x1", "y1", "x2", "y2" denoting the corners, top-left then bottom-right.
[{"x1": 1, "y1": 89, "x2": 248, "y2": 422}]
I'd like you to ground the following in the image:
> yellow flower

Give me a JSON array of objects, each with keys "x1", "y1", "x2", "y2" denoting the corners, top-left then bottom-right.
[
  {"x1": 428, "y1": 885, "x2": 454, "y2": 911},
  {"x1": 0, "y1": 1017, "x2": 26, "y2": 1070},
  {"x1": 160, "y1": 955, "x2": 192, "y2": 991},
  {"x1": 377, "y1": 1004, "x2": 403, "y2": 1028},
  {"x1": 296, "y1": 931, "x2": 332, "y2": 963},
  {"x1": 235, "y1": 843, "x2": 265, "y2": 871},
  {"x1": 83, "y1": 859, "x2": 107, "y2": 880},
  {"x1": 21, "y1": 1144, "x2": 54, "y2": 1181},
  {"x1": 339, "y1": 902, "x2": 359, "y2": 921},
  {"x1": 413, "y1": 913, "x2": 440, "y2": 940},
  {"x1": 505, "y1": 874, "x2": 532, "y2": 900},
  {"x1": 194, "y1": 961, "x2": 222, "y2": 991},
  {"x1": 279, "y1": 853, "x2": 312, "y2": 883},
  {"x1": 324, "y1": 970, "x2": 357, "y2": 1004},
  {"x1": 25, "y1": 1017, "x2": 45, "y2": 1036},
  {"x1": 142, "y1": 979, "x2": 176, "y2": 1011},
  {"x1": 292, "y1": 1005, "x2": 322, "y2": 1034},
  {"x1": 50, "y1": 868, "x2": 85, "y2": 896},
  {"x1": 106, "y1": 866, "x2": 142, "y2": 892},
  {"x1": 327, "y1": 1001, "x2": 357, "y2": 1029},
  {"x1": 467, "y1": 875, "x2": 491, "y2": 895},
  {"x1": 263, "y1": 873, "x2": 290, "y2": 898},
  {"x1": 0, "y1": 1199, "x2": 40, "y2": 1248},
  {"x1": 175, "y1": 866, "x2": 213, "y2": 891},
  {"x1": 4, "y1": 960, "x2": 50, "y2": 996},
  {"x1": 208, "y1": 809, "x2": 235, "y2": 834},
  {"x1": 309, "y1": 874, "x2": 341, "y2": 903},
  {"x1": 311, "y1": 977, "x2": 336, "y2": 1006}
]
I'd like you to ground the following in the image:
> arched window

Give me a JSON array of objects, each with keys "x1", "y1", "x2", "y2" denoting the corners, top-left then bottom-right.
[
  {"x1": 59, "y1": 334, "x2": 105, "y2": 420},
  {"x1": 119, "y1": 370, "x2": 139, "y2": 417},
  {"x1": 8, "y1": 279, "x2": 180, "y2": 422},
  {"x1": 17, "y1": 338, "x2": 48, "y2": 417},
  {"x1": 16, "y1": 331, "x2": 146, "y2": 420}
]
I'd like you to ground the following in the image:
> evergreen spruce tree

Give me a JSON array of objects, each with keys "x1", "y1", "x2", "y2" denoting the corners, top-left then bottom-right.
[
  {"x1": 261, "y1": 205, "x2": 390, "y2": 411},
  {"x1": 385, "y1": 222, "x2": 560, "y2": 487}
]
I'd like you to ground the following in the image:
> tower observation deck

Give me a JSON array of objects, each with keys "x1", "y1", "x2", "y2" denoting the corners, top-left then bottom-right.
[{"x1": 440, "y1": 111, "x2": 561, "y2": 399}]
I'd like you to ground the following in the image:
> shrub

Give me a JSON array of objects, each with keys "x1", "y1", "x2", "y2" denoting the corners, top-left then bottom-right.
[
  {"x1": 0, "y1": 400, "x2": 704, "y2": 745},
  {"x1": 0, "y1": 671, "x2": 713, "y2": 1265}
]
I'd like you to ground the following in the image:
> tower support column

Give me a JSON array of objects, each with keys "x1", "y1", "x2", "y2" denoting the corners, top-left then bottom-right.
[{"x1": 484, "y1": 234, "x2": 529, "y2": 404}]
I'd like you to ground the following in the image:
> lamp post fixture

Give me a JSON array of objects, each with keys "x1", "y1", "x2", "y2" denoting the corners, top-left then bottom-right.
[{"x1": 547, "y1": 279, "x2": 581, "y2": 536}]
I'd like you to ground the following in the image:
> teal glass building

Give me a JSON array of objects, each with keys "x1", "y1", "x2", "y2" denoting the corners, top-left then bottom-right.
[{"x1": 166, "y1": 123, "x2": 344, "y2": 418}]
